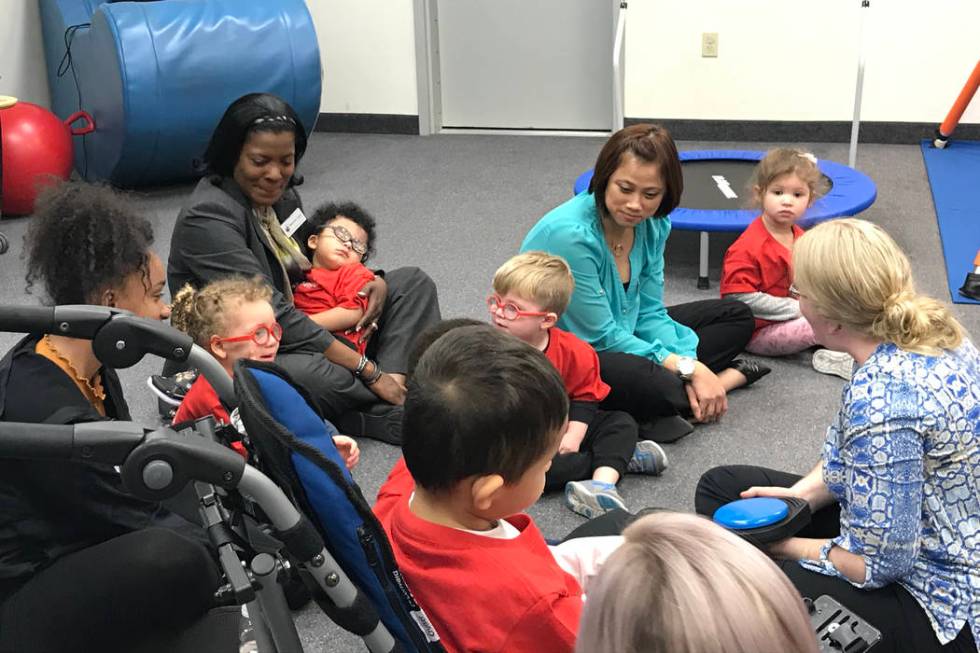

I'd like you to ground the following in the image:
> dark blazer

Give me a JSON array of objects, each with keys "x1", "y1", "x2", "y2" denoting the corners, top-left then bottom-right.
[
  {"x1": 167, "y1": 176, "x2": 333, "y2": 354},
  {"x1": 0, "y1": 335, "x2": 205, "y2": 602}
]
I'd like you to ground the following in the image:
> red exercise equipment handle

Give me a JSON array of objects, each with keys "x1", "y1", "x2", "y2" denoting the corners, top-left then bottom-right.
[{"x1": 65, "y1": 110, "x2": 96, "y2": 136}]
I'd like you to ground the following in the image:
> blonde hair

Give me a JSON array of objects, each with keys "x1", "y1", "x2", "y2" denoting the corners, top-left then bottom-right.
[
  {"x1": 492, "y1": 252, "x2": 574, "y2": 314},
  {"x1": 794, "y1": 219, "x2": 964, "y2": 355},
  {"x1": 576, "y1": 512, "x2": 819, "y2": 653},
  {"x1": 170, "y1": 276, "x2": 273, "y2": 347},
  {"x1": 750, "y1": 148, "x2": 829, "y2": 206}
]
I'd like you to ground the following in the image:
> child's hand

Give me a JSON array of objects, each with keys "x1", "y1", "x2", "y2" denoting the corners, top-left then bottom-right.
[
  {"x1": 558, "y1": 421, "x2": 589, "y2": 454},
  {"x1": 333, "y1": 435, "x2": 360, "y2": 470}
]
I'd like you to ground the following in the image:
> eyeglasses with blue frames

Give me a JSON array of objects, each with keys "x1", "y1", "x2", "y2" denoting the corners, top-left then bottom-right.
[{"x1": 486, "y1": 295, "x2": 554, "y2": 321}]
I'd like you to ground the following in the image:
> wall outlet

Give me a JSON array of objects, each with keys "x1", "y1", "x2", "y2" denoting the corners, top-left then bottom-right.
[{"x1": 702, "y1": 32, "x2": 719, "y2": 58}]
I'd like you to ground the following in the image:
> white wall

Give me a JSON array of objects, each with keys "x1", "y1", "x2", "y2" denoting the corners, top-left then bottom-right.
[
  {"x1": 625, "y1": 0, "x2": 980, "y2": 124},
  {"x1": 0, "y1": 0, "x2": 51, "y2": 107},
  {"x1": 5, "y1": 0, "x2": 977, "y2": 126},
  {"x1": 307, "y1": 0, "x2": 418, "y2": 115}
]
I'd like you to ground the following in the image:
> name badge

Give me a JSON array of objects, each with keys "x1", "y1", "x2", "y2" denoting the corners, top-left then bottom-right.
[{"x1": 281, "y1": 208, "x2": 308, "y2": 237}]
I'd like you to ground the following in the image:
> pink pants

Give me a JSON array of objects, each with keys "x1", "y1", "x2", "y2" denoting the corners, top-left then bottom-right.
[{"x1": 745, "y1": 316, "x2": 817, "y2": 356}]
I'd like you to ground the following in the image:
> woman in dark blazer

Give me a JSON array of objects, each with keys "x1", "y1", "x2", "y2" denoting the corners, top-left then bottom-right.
[{"x1": 168, "y1": 93, "x2": 440, "y2": 444}]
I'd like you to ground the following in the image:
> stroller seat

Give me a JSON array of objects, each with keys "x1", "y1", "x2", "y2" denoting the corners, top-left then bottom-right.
[{"x1": 233, "y1": 359, "x2": 445, "y2": 653}]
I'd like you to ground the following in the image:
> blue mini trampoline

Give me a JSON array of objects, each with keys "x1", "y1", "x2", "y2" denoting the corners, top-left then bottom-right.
[{"x1": 573, "y1": 150, "x2": 877, "y2": 287}]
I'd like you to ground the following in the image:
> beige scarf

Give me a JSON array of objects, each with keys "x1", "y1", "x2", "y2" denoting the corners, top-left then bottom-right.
[{"x1": 255, "y1": 206, "x2": 311, "y2": 301}]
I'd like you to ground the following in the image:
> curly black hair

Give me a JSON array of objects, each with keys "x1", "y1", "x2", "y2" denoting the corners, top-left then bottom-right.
[
  {"x1": 309, "y1": 201, "x2": 378, "y2": 263},
  {"x1": 24, "y1": 181, "x2": 155, "y2": 305}
]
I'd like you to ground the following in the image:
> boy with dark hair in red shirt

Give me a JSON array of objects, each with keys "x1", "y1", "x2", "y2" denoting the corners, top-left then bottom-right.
[
  {"x1": 489, "y1": 252, "x2": 667, "y2": 518},
  {"x1": 375, "y1": 325, "x2": 623, "y2": 653},
  {"x1": 294, "y1": 202, "x2": 377, "y2": 355}
]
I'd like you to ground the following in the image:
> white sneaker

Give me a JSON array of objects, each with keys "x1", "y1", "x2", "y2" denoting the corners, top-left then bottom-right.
[{"x1": 812, "y1": 349, "x2": 854, "y2": 380}]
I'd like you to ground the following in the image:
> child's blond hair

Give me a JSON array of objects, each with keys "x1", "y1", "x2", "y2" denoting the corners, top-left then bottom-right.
[
  {"x1": 492, "y1": 252, "x2": 574, "y2": 314},
  {"x1": 170, "y1": 276, "x2": 273, "y2": 347},
  {"x1": 794, "y1": 219, "x2": 964, "y2": 355},
  {"x1": 577, "y1": 512, "x2": 820, "y2": 653},
  {"x1": 749, "y1": 148, "x2": 829, "y2": 206}
]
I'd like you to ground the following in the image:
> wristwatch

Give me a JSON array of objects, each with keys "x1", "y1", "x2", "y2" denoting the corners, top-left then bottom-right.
[{"x1": 676, "y1": 356, "x2": 696, "y2": 382}]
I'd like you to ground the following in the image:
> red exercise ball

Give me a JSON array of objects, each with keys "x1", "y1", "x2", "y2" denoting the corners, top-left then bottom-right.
[{"x1": 0, "y1": 96, "x2": 93, "y2": 216}]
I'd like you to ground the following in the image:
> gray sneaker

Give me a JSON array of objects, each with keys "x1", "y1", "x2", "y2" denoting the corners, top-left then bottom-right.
[
  {"x1": 564, "y1": 480, "x2": 628, "y2": 518},
  {"x1": 627, "y1": 440, "x2": 668, "y2": 475},
  {"x1": 812, "y1": 349, "x2": 855, "y2": 380}
]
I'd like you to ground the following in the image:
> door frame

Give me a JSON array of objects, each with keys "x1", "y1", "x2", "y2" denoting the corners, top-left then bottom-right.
[{"x1": 413, "y1": 0, "x2": 625, "y2": 136}]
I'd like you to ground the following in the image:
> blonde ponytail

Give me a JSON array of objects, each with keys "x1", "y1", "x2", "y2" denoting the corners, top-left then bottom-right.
[
  {"x1": 168, "y1": 277, "x2": 273, "y2": 348},
  {"x1": 794, "y1": 219, "x2": 964, "y2": 355}
]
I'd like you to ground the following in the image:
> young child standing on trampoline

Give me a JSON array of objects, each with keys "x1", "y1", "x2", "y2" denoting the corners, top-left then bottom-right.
[
  {"x1": 170, "y1": 276, "x2": 359, "y2": 468},
  {"x1": 720, "y1": 148, "x2": 854, "y2": 379}
]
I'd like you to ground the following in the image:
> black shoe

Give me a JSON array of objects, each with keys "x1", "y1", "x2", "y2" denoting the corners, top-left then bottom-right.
[
  {"x1": 147, "y1": 370, "x2": 198, "y2": 406},
  {"x1": 960, "y1": 271, "x2": 980, "y2": 301},
  {"x1": 335, "y1": 403, "x2": 403, "y2": 445},
  {"x1": 638, "y1": 415, "x2": 695, "y2": 444},
  {"x1": 729, "y1": 358, "x2": 771, "y2": 387}
]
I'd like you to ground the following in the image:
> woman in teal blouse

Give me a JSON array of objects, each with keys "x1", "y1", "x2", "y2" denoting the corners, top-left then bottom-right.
[{"x1": 521, "y1": 125, "x2": 766, "y2": 429}]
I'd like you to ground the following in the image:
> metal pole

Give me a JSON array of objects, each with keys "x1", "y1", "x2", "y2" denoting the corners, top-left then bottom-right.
[
  {"x1": 848, "y1": 1, "x2": 870, "y2": 169},
  {"x1": 612, "y1": 1, "x2": 627, "y2": 132},
  {"x1": 698, "y1": 231, "x2": 710, "y2": 289}
]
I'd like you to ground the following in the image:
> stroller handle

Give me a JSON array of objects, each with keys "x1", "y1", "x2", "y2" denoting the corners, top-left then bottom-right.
[{"x1": 0, "y1": 304, "x2": 235, "y2": 407}]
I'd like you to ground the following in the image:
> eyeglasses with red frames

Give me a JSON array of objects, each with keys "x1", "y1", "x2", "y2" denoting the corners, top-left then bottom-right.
[
  {"x1": 216, "y1": 323, "x2": 283, "y2": 346},
  {"x1": 486, "y1": 295, "x2": 553, "y2": 321}
]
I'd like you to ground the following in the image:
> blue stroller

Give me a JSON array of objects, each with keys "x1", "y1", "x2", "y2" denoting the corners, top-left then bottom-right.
[{"x1": 0, "y1": 305, "x2": 444, "y2": 652}]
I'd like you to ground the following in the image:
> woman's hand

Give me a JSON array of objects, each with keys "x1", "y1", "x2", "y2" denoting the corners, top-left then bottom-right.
[
  {"x1": 352, "y1": 277, "x2": 388, "y2": 345},
  {"x1": 332, "y1": 435, "x2": 360, "y2": 470},
  {"x1": 686, "y1": 362, "x2": 728, "y2": 422},
  {"x1": 368, "y1": 371, "x2": 407, "y2": 405}
]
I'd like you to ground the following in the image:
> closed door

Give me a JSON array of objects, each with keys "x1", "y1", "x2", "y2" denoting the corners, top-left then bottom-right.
[{"x1": 436, "y1": 0, "x2": 615, "y2": 130}]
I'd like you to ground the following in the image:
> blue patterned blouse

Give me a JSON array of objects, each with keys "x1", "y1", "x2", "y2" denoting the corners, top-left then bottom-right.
[{"x1": 800, "y1": 340, "x2": 980, "y2": 648}]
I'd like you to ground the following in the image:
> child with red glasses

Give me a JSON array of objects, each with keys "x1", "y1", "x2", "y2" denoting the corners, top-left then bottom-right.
[
  {"x1": 294, "y1": 203, "x2": 377, "y2": 358},
  {"x1": 170, "y1": 276, "x2": 359, "y2": 468},
  {"x1": 489, "y1": 252, "x2": 667, "y2": 518}
]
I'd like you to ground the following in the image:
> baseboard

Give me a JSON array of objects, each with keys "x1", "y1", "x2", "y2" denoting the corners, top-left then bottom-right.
[
  {"x1": 311, "y1": 113, "x2": 980, "y2": 143},
  {"x1": 314, "y1": 113, "x2": 419, "y2": 135},
  {"x1": 624, "y1": 118, "x2": 980, "y2": 144}
]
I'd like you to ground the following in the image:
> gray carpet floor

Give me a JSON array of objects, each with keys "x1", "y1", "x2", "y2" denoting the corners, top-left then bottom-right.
[{"x1": 0, "y1": 133, "x2": 977, "y2": 652}]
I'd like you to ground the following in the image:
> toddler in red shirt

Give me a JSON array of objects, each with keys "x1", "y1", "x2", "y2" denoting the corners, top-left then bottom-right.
[
  {"x1": 375, "y1": 325, "x2": 623, "y2": 653},
  {"x1": 293, "y1": 202, "x2": 377, "y2": 355},
  {"x1": 169, "y1": 276, "x2": 359, "y2": 468},
  {"x1": 720, "y1": 149, "x2": 854, "y2": 379},
  {"x1": 489, "y1": 252, "x2": 667, "y2": 519}
]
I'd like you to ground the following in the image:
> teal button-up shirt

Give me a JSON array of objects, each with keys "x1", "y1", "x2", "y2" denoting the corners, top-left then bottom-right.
[{"x1": 521, "y1": 192, "x2": 698, "y2": 363}]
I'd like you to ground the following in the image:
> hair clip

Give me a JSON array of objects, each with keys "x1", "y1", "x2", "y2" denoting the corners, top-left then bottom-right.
[
  {"x1": 252, "y1": 115, "x2": 296, "y2": 126},
  {"x1": 796, "y1": 151, "x2": 818, "y2": 165}
]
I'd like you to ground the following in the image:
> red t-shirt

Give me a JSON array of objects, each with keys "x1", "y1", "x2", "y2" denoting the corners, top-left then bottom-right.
[
  {"x1": 172, "y1": 376, "x2": 246, "y2": 458},
  {"x1": 720, "y1": 216, "x2": 804, "y2": 330},
  {"x1": 374, "y1": 458, "x2": 582, "y2": 653},
  {"x1": 543, "y1": 327, "x2": 610, "y2": 403},
  {"x1": 293, "y1": 264, "x2": 376, "y2": 354}
]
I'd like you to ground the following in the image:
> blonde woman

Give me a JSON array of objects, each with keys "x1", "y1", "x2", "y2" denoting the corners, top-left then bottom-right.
[
  {"x1": 576, "y1": 512, "x2": 819, "y2": 653},
  {"x1": 697, "y1": 219, "x2": 979, "y2": 652}
]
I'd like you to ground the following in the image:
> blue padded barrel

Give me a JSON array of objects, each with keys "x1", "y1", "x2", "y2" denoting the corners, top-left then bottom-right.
[
  {"x1": 40, "y1": 0, "x2": 321, "y2": 186},
  {"x1": 713, "y1": 497, "x2": 789, "y2": 530}
]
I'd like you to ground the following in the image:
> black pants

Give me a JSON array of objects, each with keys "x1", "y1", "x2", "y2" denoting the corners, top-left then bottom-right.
[
  {"x1": 264, "y1": 266, "x2": 441, "y2": 421},
  {"x1": 544, "y1": 410, "x2": 638, "y2": 492},
  {"x1": 598, "y1": 298, "x2": 754, "y2": 420},
  {"x1": 0, "y1": 528, "x2": 237, "y2": 653},
  {"x1": 695, "y1": 465, "x2": 977, "y2": 653}
]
